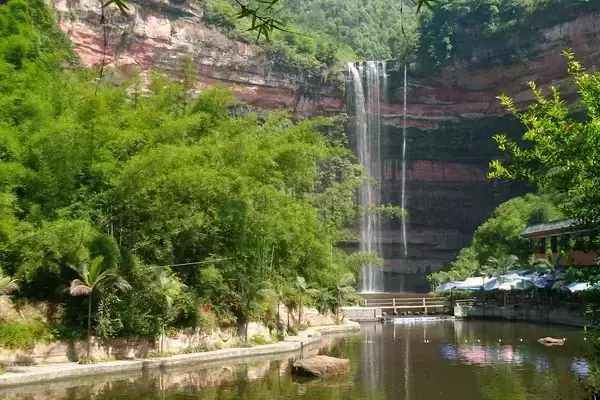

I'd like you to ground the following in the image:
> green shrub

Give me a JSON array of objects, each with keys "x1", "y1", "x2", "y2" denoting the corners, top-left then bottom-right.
[
  {"x1": 0, "y1": 320, "x2": 55, "y2": 349},
  {"x1": 233, "y1": 341, "x2": 253, "y2": 348},
  {"x1": 147, "y1": 351, "x2": 176, "y2": 358},
  {"x1": 249, "y1": 334, "x2": 268, "y2": 346},
  {"x1": 77, "y1": 356, "x2": 97, "y2": 364},
  {"x1": 296, "y1": 323, "x2": 309, "y2": 331},
  {"x1": 196, "y1": 310, "x2": 217, "y2": 334},
  {"x1": 0, "y1": 364, "x2": 5, "y2": 374},
  {"x1": 287, "y1": 325, "x2": 298, "y2": 336},
  {"x1": 182, "y1": 343, "x2": 216, "y2": 354},
  {"x1": 50, "y1": 323, "x2": 85, "y2": 341},
  {"x1": 270, "y1": 333, "x2": 282, "y2": 343}
]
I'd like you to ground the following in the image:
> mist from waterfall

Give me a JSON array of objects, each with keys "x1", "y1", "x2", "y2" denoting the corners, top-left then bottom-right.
[{"x1": 348, "y1": 61, "x2": 386, "y2": 293}]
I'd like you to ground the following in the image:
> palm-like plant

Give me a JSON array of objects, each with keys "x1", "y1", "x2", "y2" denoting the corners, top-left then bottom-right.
[
  {"x1": 296, "y1": 276, "x2": 318, "y2": 325},
  {"x1": 0, "y1": 273, "x2": 18, "y2": 296},
  {"x1": 481, "y1": 255, "x2": 519, "y2": 281},
  {"x1": 533, "y1": 252, "x2": 562, "y2": 277},
  {"x1": 69, "y1": 256, "x2": 132, "y2": 356},
  {"x1": 334, "y1": 273, "x2": 356, "y2": 306},
  {"x1": 154, "y1": 269, "x2": 187, "y2": 351}
]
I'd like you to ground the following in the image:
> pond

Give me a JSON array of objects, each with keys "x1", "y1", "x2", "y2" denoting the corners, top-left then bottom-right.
[{"x1": 0, "y1": 320, "x2": 590, "y2": 400}]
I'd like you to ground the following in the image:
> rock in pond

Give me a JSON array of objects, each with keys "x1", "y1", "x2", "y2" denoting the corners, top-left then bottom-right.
[
  {"x1": 292, "y1": 355, "x2": 350, "y2": 378},
  {"x1": 538, "y1": 337, "x2": 566, "y2": 346}
]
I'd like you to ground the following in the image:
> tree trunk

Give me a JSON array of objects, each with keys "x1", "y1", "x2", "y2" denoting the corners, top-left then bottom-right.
[
  {"x1": 87, "y1": 295, "x2": 92, "y2": 357},
  {"x1": 299, "y1": 298, "x2": 303, "y2": 325},
  {"x1": 161, "y1": 319, "x2": 165, "y2": 353},
  {"x1": 276, "y1": 301, "x2": 281, "y2": 334}
]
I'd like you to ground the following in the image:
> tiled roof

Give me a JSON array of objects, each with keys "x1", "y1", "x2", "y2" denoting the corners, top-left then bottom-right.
[{"x1": 521, "y1": 219, "x2": 580, "y2": 237}]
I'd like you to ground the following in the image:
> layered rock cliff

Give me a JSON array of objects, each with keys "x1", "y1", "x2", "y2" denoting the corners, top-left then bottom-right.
[
  {"x1": 51, "y1": 0, "x2": 600, "y2": 291},
  {"x1": 374, "y1": 11, "x2": 600, "y2": 291},
  {"x1": 51, "y1": 0, "x2": 342, "y2": 118}
]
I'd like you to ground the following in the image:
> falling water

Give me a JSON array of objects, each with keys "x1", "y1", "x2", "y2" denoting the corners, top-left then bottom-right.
[
  {"x1": 348, "y1": 61, "x2": 385, "y2": 293},
  {"x1": 401, "y1": 64, "x2": 408, "y2": 257}
]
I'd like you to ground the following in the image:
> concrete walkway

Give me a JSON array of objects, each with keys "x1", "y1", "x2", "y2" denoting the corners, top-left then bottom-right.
[{"x1": 0, "y1": 322, "x2": 360, "y2": 387}]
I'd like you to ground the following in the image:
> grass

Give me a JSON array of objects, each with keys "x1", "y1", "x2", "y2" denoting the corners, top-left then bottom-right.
[{"x1": 0, "y1": 320, "x2": 55, "y2": 350}]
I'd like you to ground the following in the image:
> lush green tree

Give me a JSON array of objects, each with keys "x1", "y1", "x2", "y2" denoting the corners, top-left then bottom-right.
[
  {"x1": 470, "y1": 193, "x2": 562, "y2": 263},
  {"x1": 428, "y1": 193, "x2": 561, "y2": 284},
  {"x1": 0, "y1": 0, "x2": 402, "y2": 345},
  {"x1": 68, "y1": 256, "x2": 132, "y2": 356},
  {"x1": 428, "y1": 247, "x2": 480, "y2": 285},
  {"x1": 490, "y1": 51, "x2": 600, "y2": 225}
]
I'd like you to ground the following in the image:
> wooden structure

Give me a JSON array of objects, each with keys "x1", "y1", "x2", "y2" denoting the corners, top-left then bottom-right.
[{"x1": 521, "y1": 219, "x2": 599, "y2": 266}]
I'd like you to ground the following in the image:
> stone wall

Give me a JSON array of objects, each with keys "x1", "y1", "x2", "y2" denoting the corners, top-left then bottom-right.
[
  {"x1": 0, "y1": 324, "x2": 266, "y2": 365},
  {"x1": 454, "y1": 305, "x2": 586, "y2": 327},
  {"x1": 0, "y1": 306, "x2": 341, "y2": 365}
]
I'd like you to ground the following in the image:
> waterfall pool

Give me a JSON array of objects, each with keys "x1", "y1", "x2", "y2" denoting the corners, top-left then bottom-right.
[{"x1": 1, "y1": 320, "x2": 590, "y2": 399}]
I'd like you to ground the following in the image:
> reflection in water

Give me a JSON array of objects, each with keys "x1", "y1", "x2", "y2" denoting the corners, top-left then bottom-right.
[
  {"x1": 0, "y1": 321, "x2": 590, "y2": 400},
  {"x1": 362, "y1": 322, "x2": 384, "y2": 397},
  {"x1": 440, "y1": 343, "x2": 533, "y2": 366},
  {"x1": 572, "y1": 358, "x2": 590, "y2": 377}
]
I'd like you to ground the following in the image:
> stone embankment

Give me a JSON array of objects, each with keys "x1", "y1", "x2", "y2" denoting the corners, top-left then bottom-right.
[
  {"x1": 454, "y1": 305, "x2": 585, "y2": 327},
  {"x1": 0, "y1": 322, "x2": 359, "y2": 387}
]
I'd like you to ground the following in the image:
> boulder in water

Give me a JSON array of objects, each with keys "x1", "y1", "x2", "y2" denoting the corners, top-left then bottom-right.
[
  {"x1": 538, "y1": 337, "x2": 566, "y2": 346},
  {"x1": 292, "y1": 356, "x2": 350, "y2": 378}
]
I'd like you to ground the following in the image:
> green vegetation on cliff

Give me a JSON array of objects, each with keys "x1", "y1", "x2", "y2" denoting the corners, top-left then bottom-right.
[
  {"x1": 202, "y1": 0, "x2": 357, "y2": 74},
  {"x1": 203, "y1": 0, "x2": 600, "y2": 72},
  {"x1": 417, "y1": 0, "x2": 600, "y2": 71},
  {"x1": 0, "y1": 0, "x2": 391, "y2": 345}
]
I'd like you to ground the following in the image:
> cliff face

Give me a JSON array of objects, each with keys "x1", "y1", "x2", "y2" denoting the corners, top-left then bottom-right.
[
  {"x1": 374, "y1": 11, "x2": 600, "y2": 291},
  {"x1": 51, "y1": 0, "x2": 342, "y2": 118},
  {"x1": 52, "y1": 0, "x2": 600, "y2": 291}
]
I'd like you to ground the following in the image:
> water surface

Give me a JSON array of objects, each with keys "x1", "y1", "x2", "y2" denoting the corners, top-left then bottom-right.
[{"x1": 1, "y1": 320, "x2": 589, "y2": 400}]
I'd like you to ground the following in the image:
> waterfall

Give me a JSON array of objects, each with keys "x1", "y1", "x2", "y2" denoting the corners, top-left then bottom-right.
[
  {"x1": 348, "y1": 61, "x2": 385, "y2": 293},
  {"x1": 401, "y1": 64, "x2": 408, "y2": 257}
]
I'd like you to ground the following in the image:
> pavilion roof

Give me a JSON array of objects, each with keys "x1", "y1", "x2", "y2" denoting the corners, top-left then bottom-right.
[{"x1": 521, "y1": 219, "x2": 589, "y2": 238}]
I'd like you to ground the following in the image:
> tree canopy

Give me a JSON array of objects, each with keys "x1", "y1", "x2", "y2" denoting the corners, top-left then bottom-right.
[
  {"x1": 489, "y1": 51, "x2": 600, "y2": 225},
  {"x1": 428, "y1": 192, "x2": 562, "y2": 284},
  {"x1": 0, "y1": 0, "x2": 388, "y2": 340}
]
